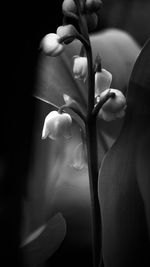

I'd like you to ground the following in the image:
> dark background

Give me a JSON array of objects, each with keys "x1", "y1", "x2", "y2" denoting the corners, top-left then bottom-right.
[{"x1": 1, "y1": 0, "x2": 150, "y2": 266}]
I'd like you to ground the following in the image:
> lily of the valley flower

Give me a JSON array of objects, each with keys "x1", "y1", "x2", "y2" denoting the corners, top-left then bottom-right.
[
  {"x1": 85, "y1": 0, "x2": 102, "y2": 12},
  {"x1": 99, "y1": 88, "x2": 126, "y2": 121},
  {"x1": 62, "y1": 0, "x2": 77, "y2": 14},
  {"x1": 73, "y1": 55, "x2": 88, "y2": 81},
  {"x1": 62, "y1": 0, "x2": 102, "y2": 15},
  {"x1": 42, "y1": 111, "x2": 72, "y2": 140},
  {"x1": 56, "y1": 24, "x2": 78, "y2": 44},
  {"x1": 40, "y1": 33, "x2": 64, "y2": 56},
  {"x1": 86, "y1": 12, "x2": 99, "y2": 32},
  {"x1": 95, "y1": 68, "x2": 112, "y2": 100},
  {"x1": 70, "y1": 142, "x2": 87, "y2": 170}
]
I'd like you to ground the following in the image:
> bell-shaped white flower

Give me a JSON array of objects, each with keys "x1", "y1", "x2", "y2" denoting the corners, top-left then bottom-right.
[
  {"x1": 95, "y1": 68, "x2": 112, "y2": 99},
  {"x1": 73, "y1": 56, "x2": 88, "y2": 82},
  {"x1": 40, "y1": 33, "x2": 64, "y2": 57},
  {"x1": 70, "y1": 142, "x2": 87, "y2": 170},
  {"x1": 42, "y1": 111, "x2": 72, "y2": 140},
  {"x1": 56, "y1": 24, "x2": 78, "y2": 44},
  {"x1": 99, "y1": 88, "x2": 126, "y2": 121}
]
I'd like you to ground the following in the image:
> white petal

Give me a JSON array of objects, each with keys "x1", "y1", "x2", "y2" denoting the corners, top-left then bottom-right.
[
  {"x1": 70, "y1": 143, "x2": 86, "y2": 170},
  {"x1": 73, "y1": 56, "x2": 87, "y2": 81},
  {"x1": 42, "y1": 122, "x2": 49, "y2": 139},
  {"x1": 95, "y1": 69, "x2": 112, "y2": 96},
  {"x1": 101, "y1": 88, "x2": 126, "y2": 113},
  {"x1": 41, "y1": 33, "x2": 64, "y2": 56},
  {"x1": 63, "y1": 94, "x2": 72, "y2": 104},
  {"x1": 99, "y1": 108, "x2": 126, "y2": 121},
  {"x1": 41, "y1": 111, "x2": 59, "y2": 139}
]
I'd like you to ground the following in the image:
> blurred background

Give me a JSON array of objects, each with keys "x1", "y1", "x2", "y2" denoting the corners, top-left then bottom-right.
[{"x1": 1, "y1": 0, "x2": 150, "y2": 266}]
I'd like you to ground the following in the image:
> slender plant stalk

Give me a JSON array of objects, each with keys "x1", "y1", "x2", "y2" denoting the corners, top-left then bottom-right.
[
  {"x1": 71, "y1": 1, "x2": 102, "y2": 266},
  {"x1": 86, "y1": 119, "x2": 102, "y2": 267},
  {"x1": 60, "y1": 1, "x2": 115, "y2": 266},
  {"x1": 85, "y1": 43, "x2": 102, "y2": 267}
]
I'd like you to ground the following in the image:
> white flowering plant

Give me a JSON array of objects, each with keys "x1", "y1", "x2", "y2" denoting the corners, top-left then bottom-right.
[{"x1": 40, "y1": 1, "x2": 126, "y2": 266}]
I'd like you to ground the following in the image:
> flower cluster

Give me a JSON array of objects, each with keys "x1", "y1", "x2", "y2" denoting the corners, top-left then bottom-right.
[
  {"x1": 40, "y1": 0, "x2": 102, "y2": 57},
  {"x1": 62, "y1": 0, "x2": 102, "y2": 32},
  {"x1": 40, "y1": 2, "x2": 128, "y2": 266},
  {"x1": 40, "y1": 0, "x2": 126, "y2": 141}
]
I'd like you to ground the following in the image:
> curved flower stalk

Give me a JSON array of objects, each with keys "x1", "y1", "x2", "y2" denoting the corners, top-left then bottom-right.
[
  {"x1": 98, "y1": 88, "x2": 126, "y2": 121},
  {"x1": 40, "y1": 1, "x2": 126, "y2": 267},
  {"x1": 62, "y1": 0, "x2": 102, "y2": 33}
]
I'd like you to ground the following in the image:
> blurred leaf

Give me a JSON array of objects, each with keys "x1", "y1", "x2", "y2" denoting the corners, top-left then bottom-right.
[
  {"x1": 98, "y1": 38, "x2": 150, "y2": 266},
  {"x1": 21, "y1": 213, "x2": 66, "y2": 267}
]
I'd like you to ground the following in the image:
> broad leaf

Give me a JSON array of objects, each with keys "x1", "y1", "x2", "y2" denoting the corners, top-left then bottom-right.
[
  {"x1": 21, "y1": 212, "x2": 66, "y2": 267},
  {"x1": 98, "y1": 38, "x2": 150, "y2": 267}
]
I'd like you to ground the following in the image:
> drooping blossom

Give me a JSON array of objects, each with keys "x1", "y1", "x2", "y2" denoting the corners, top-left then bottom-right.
[
  {"x1": 98, "y1": 88, "x2": 126, "y2": 121},
  {"x1": 62, "y1": 0, "x2": 77, "y2": 14},
  {"x1": 62, "y1": 0, "x2": 102, "y2": 14},
  {"x1": 62, "y1": 0, "x2": 102, "y2": 31},
  {"x1": 86, "y1": 12, "x2": 99, "y2": 32},
  {"x1": 73, "y1": 55, "x2": 88, "y2": 81},
  {"x1": 42, "y1": 111, "x2": 72, "y2": 140},
  {"x1": 95, "y1": 68, "x2": 112, "y2": 100},
  {"x1": 85, "y1": 0, "x2": 102, "y2": 12},
  {"x1": 40, "y1": 33, "x2": 64, "y2": 57},
  {"x1": 85, "y1": 0, "x2": 103, "y2": 31},
  {"x1": 56, "y1": 24, "x2": 78, "y2": 43}
]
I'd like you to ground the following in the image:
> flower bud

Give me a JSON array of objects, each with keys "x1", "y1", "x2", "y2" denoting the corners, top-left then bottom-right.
[
  {"x1": 56, "y1": 24, "x2": 78, "y2": 44},
  {"x1": 73, "y1": 56, "x2": 88, "y2": 81},
  {"x1": 86, "y1": 12, "x2": 99, "y2": 32},
  {"x1": 95, "y1": 68, "x2": 112, "y2": 99},
  {"x1": 98, "y1": 88, "x2": 126, "y2": 121},
  {"x1": 62, "y1": 0, "x2": 77, "y2": 14},
  {"x1": 85, "y1": 0, "x2": 103, "y2": 12},
  {"x1": 42, "y1": 111, "x2": 72, "y2": 140},
  {"x1": 99, "y1": 108, "x2": 126, "y2": 121},
  {"x1": 40, "y1": 33, "x2": 64, "y2": 57}
]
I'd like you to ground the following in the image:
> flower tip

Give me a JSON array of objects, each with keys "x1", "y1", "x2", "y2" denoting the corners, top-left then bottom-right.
[
  {"x1": 40, "y1": 33, "x2": 64, "y2": 57},
  {"x1": 41, "y1": 132, "x2": 46, "y2": 140},
  {"x1": 63, "y1": 94, "x2": 72, "y2": 104},
  {"x1": 41, "y1": 124, "x2": 49, "y2": 140},
  {"x1": 73, "y1": 56, "x2": 88, "y2": 81},
  {"x1": 62, "y1": 0, "x2": 77, "y2": 14},
  {"x1": 110, "y1": 91, "x2": 116, "y2": 99}
]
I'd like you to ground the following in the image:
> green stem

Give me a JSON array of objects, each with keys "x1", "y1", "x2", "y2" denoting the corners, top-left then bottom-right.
[
  {"x1": 62, "y1": 2, "x2": 104, "y2": 266},
  {"x1": 58, "y1": 103, "x2": 86, "y2": 123},
  {"x1": 73, "y1": 0, "x2": 89, "y2": 39},
  {"x1": 87, "y1": 45, "x2": 95, "y2": 114},
  {"x1": 59, "y1": 33, "x2": 89, "y2": 49},
  {"x1": 92, "y1": 91, "x2": 116, "y2": 118},
  {"x1": 85, "y1": 118, "x2": 102, "y2": 267},
  {"x1": 85, "y1": 39, "x2": 102, "y2": 267}
]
